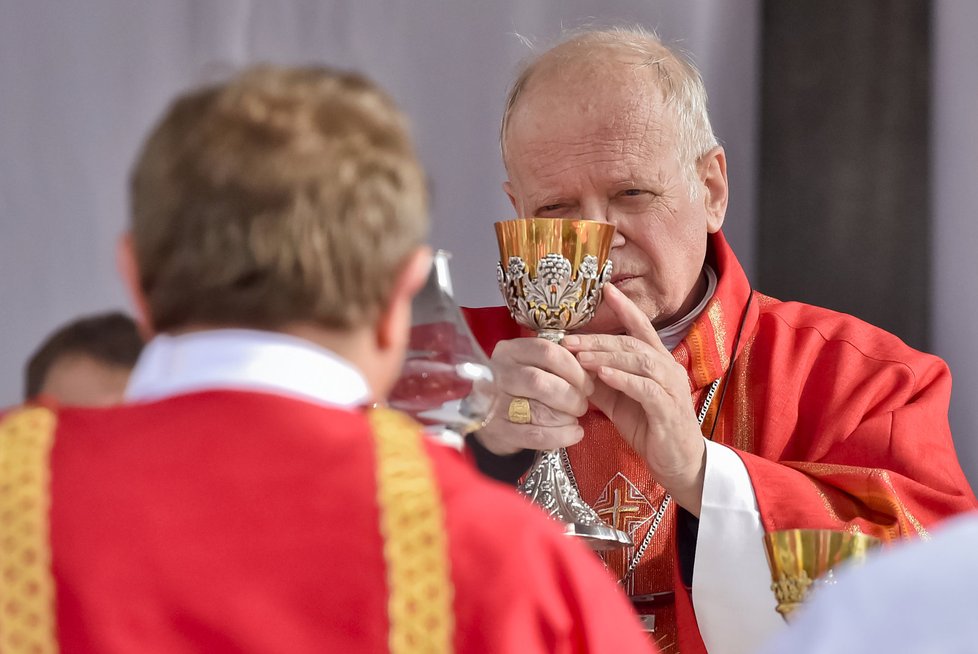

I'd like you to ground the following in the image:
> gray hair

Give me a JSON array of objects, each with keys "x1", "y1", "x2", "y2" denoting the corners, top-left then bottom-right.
[{"x1": 500, "y1": 26, "x2": 718, "y2": 198}]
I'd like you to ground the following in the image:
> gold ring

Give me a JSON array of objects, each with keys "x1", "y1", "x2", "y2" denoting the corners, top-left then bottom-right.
[{"x1": 507, "y1": 397, "x2": 532, "y2": 425}]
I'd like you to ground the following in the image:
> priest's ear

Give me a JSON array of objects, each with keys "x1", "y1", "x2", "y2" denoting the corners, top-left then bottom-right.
[
  {"x1": 116, "y1": 233, "x2": 156, "y2": 340},
  {"x1": 698, "y1": 146, "x2": 728, "y2": 233},
  {"x1": 375, "y1": 245, "x2": 432, "y2": 353}
]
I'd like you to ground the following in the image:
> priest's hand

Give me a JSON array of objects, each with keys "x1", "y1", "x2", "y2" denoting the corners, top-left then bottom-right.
[
  {"x1": 562, "y1": 284, "x2": 708, "y2": 516},
  {"x1": 474, "y1": 336, "x2": 593, "y2": 456}
]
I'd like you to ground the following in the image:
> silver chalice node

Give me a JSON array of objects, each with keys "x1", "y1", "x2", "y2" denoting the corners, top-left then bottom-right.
[{"x1": 495, "y1": 217, "x2": 631, "y2": 550}]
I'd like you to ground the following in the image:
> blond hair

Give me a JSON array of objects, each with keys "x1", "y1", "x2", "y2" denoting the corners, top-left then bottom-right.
[
  {"x1": 501, "y1": 27, "x2": 718, "y2": 197},
  {"x1": 130, "y1": 66, "x2": 429, "y2": 332}
]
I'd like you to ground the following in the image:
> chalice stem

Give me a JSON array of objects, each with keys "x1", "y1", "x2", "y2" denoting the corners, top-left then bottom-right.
[
  {"x1": 518, "y1": 448, "x2": 632, "y2": 550},
  {"x1": 537, "y1": 329, "x2": 565, "y2": 343}
]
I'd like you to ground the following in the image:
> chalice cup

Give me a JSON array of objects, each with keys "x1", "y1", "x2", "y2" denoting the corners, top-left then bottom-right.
[
  {"x1": 495, "y1": 217, "x2": 632, "y2": 550},
  {"x1": 764, "y1": 528, "x2": 881, "y2": 620}
]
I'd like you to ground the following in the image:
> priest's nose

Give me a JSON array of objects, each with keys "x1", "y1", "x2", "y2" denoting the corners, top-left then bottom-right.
[{"x1": 578, "y1": 207, "x2": 626, "y2": 249}]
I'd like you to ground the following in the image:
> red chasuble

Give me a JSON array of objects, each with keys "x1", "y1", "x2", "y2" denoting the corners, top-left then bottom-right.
[
  {"x1": 0, "y1": 392, "x2": 655, "y2": 653},
  {"x1": 464, "y1": 231, "x2": 978, "y2": 653}
]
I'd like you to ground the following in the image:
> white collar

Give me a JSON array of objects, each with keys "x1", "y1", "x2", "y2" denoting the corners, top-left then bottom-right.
[
  {"x1": 657, "y1": 265, "x2": 718, "y2": 352},
  {"x1": 125, "y1": 329, "x2": 371, "y2": 409}
]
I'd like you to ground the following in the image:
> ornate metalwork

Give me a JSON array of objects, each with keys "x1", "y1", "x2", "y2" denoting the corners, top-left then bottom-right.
[
  {"x1": 494, "y1": 219, "x2": 627, "y2": 549},
  {"x1": 770, "y1": 571, "x2": 813, "y2": 618},
  {"x1": 520, "y1": 449, "x2": 633, "y2": 549},
  {"x1": 521, "y1": 449, "x2": 599, "y2": 525},
  {"x1": 496, "y1": 253, "x2": 613, "y2": 342},
  {"x1": 764, "y1": 528, "x2": 882, "y2": 621}
]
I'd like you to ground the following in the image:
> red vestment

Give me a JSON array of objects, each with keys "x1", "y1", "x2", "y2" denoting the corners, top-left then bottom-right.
[
  {"x1": 0, "y1": 391, "x2": 655, "y2": 653},
  {"x1": 464, "y1": 231, "x2": 978, "y2": 653}
]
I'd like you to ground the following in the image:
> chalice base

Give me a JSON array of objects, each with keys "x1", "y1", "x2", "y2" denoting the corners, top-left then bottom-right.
[{"x1": 518, "y1": 449, "x2": 632, "y2": 551}]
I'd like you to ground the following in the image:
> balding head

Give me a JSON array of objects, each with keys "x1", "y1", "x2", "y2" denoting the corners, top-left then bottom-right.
[
  {"x1": 497, "y1": 27, "x2": 729, "y2": 332},
  {"x1": 501, "y1": 27, "x2": 717, "y2": 197}
]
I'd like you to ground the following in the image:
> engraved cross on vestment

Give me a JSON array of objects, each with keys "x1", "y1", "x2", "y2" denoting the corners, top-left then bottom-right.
[
  {"x1": 593, "y1": 473, "x2": 654, "y2": 536},
  {"x1": 597, "y1": 489, "x2": 640, "y2": 531}
]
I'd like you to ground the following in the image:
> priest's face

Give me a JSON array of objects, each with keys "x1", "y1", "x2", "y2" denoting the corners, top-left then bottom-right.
[{"x1": 503, "y1": 64, "x2": 725, "y2": 333}]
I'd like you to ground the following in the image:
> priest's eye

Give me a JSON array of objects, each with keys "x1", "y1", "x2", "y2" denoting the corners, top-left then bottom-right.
[
  {"x1": 536, "y1": 203, "x2": 568, "y2": 216},
  {"x1": 619, "y1": 189, "x2": 646, "y2": 197}
]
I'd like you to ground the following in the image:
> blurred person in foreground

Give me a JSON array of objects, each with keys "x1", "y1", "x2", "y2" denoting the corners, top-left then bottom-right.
[
  {"x1": 24, "y1": 310, "x2": 143, "y2": 406},
  {"x1": 463, "y1": 27, "x2": 978, "y2": 654},
  {"x1": 0, "y1": 66, "x2": 654, "y2": 653},
  {"x1": 757, "y1": 512, "x2": 978, "y2": 654}
]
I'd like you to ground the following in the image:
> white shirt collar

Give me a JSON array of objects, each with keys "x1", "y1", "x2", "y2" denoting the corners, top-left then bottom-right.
[
  {"x1": 657, "y1": 265, "x2": 718, "y2": 352},
  {"x1": 124, "y1": 329, "x2": 371, "y2": 409}
]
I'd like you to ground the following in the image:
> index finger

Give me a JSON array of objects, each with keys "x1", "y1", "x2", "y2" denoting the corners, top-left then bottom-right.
[
  {"x1": 493, "y1": 336, "x2": 594, "y2": 393},
  {"x1": 600, "y1": 283, "x2": 671, "y2": 355}
]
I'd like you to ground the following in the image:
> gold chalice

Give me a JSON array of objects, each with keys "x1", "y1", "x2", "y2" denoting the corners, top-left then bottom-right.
[
  {"x1": 764, "y1": 528, "x2": 882, "y2": 619},
  {"x1": 495, "y1": 217, "x2": 631, "y2": 550}
]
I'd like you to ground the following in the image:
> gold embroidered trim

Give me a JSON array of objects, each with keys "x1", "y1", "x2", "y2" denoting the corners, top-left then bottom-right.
[
  {"x1": 811, "y1": 479, "x2": 845, "y2": 523},
  {"x1": 707, "y1": 300, "x2": 729, "y2": 370},
  {"x1": 0, "y1": 407, "x2": 59, "y2": 654},
  {"x1": 874, "y1": 470, "x2": 929, "y2": 540},
  {"x1": 368, "y1": 408, "x2": 454, "y2": 654},
  {"x1": 732, "y1": 336, "x2": 755, "y2": 451},
  {"x1": 790, "y1": 462, "x2": 929, "y2": 541}
]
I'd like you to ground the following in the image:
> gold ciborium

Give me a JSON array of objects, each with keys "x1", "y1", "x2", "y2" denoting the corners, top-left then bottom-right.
[
  {"x1": 495, "y1": 218, "x2": 631, "y2": 550},
  {"x1": 764, "y1": 528, "x2": 881, "y2": 619}
]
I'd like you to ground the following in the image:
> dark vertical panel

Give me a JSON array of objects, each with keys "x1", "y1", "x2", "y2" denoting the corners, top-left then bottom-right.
[{"x1": 758, "y1": 1, "x2": 931, "y2": 350}]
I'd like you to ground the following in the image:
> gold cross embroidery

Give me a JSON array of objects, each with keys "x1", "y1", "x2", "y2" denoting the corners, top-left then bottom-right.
[{"x1": 597, "y1": 488, "x2": 640, "y2": 530}]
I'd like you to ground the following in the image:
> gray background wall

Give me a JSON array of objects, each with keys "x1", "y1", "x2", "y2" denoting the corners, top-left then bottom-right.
[
  {"x1": 1, "y1": 0, "x2": 975, "y2": 484},
  {"x1": 933, "y1": 0, "x2": 978, "y2": 485}
]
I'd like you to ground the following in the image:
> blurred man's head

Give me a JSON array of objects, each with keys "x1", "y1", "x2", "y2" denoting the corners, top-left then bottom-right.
[
  {"x1": 500, "y1": 28, "x2": 729, "y2": 333},
  {"x1": 25, "y1": 311, "x2": 143, "y2": 406},
  {"x1": 121, "y1": 66, "x2": 432, "y2": 397}
]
